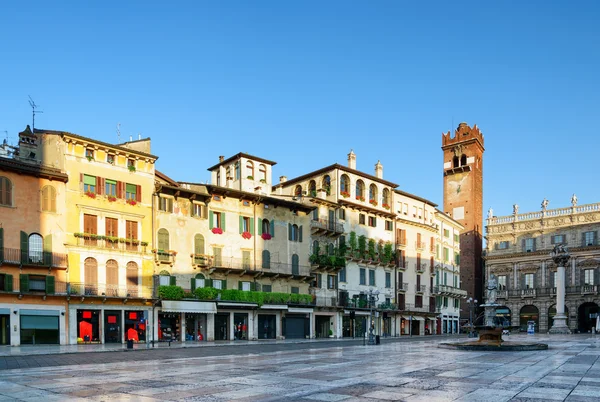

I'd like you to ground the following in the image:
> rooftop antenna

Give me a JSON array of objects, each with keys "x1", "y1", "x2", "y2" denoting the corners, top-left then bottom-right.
[
  {"x1": 28, "y1": 96, "x2": 43, "y2": 131},
  {"x1": 116, "y1": 123, "x2": 121, "y2": 142}
]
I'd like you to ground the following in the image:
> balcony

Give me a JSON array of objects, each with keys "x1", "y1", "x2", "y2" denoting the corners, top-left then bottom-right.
[
  {"x1": 68, "y1": 282, "x2": 153, "y2": 299},
  {"x1": 581, "y1": 285, "x2": 598, "y2": 295},
  {"x1": 154, "y1": 250, "x2": 176, "y2": 264},
  {"x1": 191, "y1": 254, "x2": 213, "y2": 268},
  {"x1": 74, "y1": 235, "x2": 148, "y2": 253},
  {"x1": 521, "y1": 288, "x2": 536, "y2": 298},
  {"x1": 310, "y1": 217, "x2": 344, "y2": 236},
  {"x1": 313, "y1": 296, "x2": 338, "y2": 307},
  {"x1": 435, "y1": 285, "x2": 468, "y2": 298},
  {"x1": 497, "y1": 290, "x2": 508, "y2": 299},
  {"x1": 210, "y1": 257, "x2": 312, "y2": 278},
  {"x1": 398, "y1": 282, "x2": 409, "y2": 292},
  {"x1": 397, "y1": 238, "x2": 407, "y2": 248},
  {"x1": 416, "y1": 263, "x2": 426, "y2": 273},
  {"x1": 415, "y1": 241, "x2": 426, "y2": 251},
  {"x1": 403, "y1": 303, "x2": 436, "y2": 313},
  {"x1": 415, "y1": 285, "x2": 426, "y2": 293},
  {"x1": 0, "y1": 248, "x2": 68, "y2": 268}
]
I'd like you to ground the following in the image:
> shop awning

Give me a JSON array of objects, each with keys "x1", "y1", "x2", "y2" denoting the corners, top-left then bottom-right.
[
  {"x1": 260, "y1": 304, "x2": 288, "y2": 310},
  {"x1": 344, "y1": 310, "x2": 371, "y2": 316},
  {"x1": 412, "y1": 316, "x2": 425, "y2": 321},
  {"x1": 161, "y1": 301, "x2": 217, "y2": 314},
  {"x1": 217, "y1": 302, "x2": 258, "y2": 309},
  {"x1": 288, "y1": 307, "x2": 314, "y2": 314}
]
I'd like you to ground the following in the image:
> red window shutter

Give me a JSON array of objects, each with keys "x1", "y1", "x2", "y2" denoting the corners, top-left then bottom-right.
[
  {"x1": 116, "y1": 181, "x2": 122, "y2": 198},
  {"x1": 136, "y1": 185, "x2": 141, "y2": 202},
  {"x1": 95, "y1": 177, "x2": 102, "y2": 195},
  {"x1": 80, "y1": 173, "x2": 83, "y2": 183}
]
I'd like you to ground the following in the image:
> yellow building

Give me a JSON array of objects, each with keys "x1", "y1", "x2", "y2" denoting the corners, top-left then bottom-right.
[{"x1": 33, "y1": 128, "x2": 158, "y2": 345}]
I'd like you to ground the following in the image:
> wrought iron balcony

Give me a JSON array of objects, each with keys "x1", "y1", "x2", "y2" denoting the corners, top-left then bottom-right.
[
  {"x1": 415, "y1": 285, "x2": 426, "y2": 293},
  {"x1": 398, "y1": 282, "x2": 409, "y2": 292},
  {"x1": 210, "y1": 256, "x2": 312, "y2": 277},
  {"x1": 416, "y1": 263, "x2": 426, "y2": 273},
  {"x1": 310, "y1": 217, "x2": 344, "y2": 235},
  {"x1": 74, "y1": 235, "x2": 148, "y2": 253},
  {"x1": 68, "y1": 282, "x2": 152, "y2": 299},
  {"x1": 435, "y1": 285, "x2": 468, "y2": 298},
  {"x1": 0, "y1": 248, "x2": 67, "y2": 268}
]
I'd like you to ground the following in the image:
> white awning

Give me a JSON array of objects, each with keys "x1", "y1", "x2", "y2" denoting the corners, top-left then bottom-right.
[
  {"x1": 412, "y1": 316, "x2": 425, "y2": 321},
  {"x1": 161, "y1": 301, "x2": 216, "y2": 314},
  {"x1": 217, "y1": 302, "x2": 258, "y2": 308},
  {"x1": 260, "y1": 304, "x2": 288, "y2": 310},
  {"x1": 288, "y1": 307, "x2": 313, "y2": 313}
]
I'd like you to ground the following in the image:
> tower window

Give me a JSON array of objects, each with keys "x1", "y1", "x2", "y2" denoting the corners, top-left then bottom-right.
[{"x1": 460, "y1": 154, "x2": 467, "y2": 166}]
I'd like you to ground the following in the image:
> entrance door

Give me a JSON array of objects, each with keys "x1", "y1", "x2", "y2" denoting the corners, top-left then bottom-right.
[
  {"x1": 104, "y1": 311, "x2": 121, "y2": 343},
  {"x1": 578, "y1": 302, "x2": 598, "y2": 333},
  {"x1": 0, "y1": 315, "x2": 10, "y2": 345},
  {"x1": 315, "y1": 316, "x2": 330, "y2": 338},
  {"x1": 214, "y1": 313, "x2": 229, "y2": 340},
  {"x1": 20, "y1": 315, "x2": 59, "y2": 344},
  {"x1": 411, "y1": 319, "x2": 420, "y2": 336},
  {"x1": 285, "y1": 315, "x2": 307, "y2": 339},
  {"x1": 257, "y1": 314, "x2": 276, "y2": 339}
]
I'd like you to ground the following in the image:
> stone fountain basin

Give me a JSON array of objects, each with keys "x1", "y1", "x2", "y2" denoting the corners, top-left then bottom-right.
[{"x1": 439, "y1": 326, "x2": 548, "y2": 351}]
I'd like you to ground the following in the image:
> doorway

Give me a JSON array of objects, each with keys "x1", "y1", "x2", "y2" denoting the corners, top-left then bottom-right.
[
  {"x1": 315, "y1": 316, "x2": 330, "y2": 338},
  {"x1": 185, "y1": 313, "x2": 207, "y2": 341},
  {"x1": 0, "y1": 315, "x2": 10, "y2": 345},
  {"x1": 578, "y1": 302, "x2": 598, "y2": 333},
  {"x1": 214, "y1": 313, "x2": 229, "y2": 340}
]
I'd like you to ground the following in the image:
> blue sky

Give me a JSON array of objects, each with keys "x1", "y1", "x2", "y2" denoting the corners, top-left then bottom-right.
[{"x1": 1, "y1": 1, "x2": 599, "y2": 220}]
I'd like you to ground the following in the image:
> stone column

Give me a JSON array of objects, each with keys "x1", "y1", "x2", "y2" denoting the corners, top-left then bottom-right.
[{"x1": 549, "y1": 246, "x2": 571, "y2": 334}]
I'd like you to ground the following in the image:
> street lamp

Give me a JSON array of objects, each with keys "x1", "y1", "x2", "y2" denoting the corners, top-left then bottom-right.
[
  {"x1": 466, "y1": 297, "x2": 478, "y2": 338},
  {"x1": 368, "y1": 289, "x2": 380, "y2": 345}
]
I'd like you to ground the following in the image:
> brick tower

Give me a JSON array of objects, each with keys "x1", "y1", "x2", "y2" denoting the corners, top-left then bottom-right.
[{"x1": 441, "y1": 123, "x2": 484, "y2": 322}]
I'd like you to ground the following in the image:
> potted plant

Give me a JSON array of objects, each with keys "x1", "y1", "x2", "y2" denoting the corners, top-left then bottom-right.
[
  {"x1": 128, "y1": 165, "x2": 136, "y2": 172},
  {"x1": 241, "y1": 231, "x2": 252, "y2": 240},
  {"x1": 340, "y1": 191, "x2": 350, "y2": 198},
  {"x1": 328, "y1": 329, "x2": 334, "y2": 338},
  {"x1": 86, "y1": 155, "x2": 93, "y2": 162},
  {"x1": 212, "y1": 227, "x2": 223, "y2": 235},
  {"x1": 107, "y1": 195, "x2": 117, "y2": 202},
  {"x1": 126, "y1": 199, "x2": 137, "y2": 206},
  {"x1": 369, "y1": 199, "x2": 378, "y2": 206},
  {"x1": 355, "y1": 195, "x2": 365, "y2": 202},
  {"x1": 261, "y1": 233, "x2": 272, "y2": 240},
  {"x1": 85, "y1": 191, "x2": 96, "y2": 199}
]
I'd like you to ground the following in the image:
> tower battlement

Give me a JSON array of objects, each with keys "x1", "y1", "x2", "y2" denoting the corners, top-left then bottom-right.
[{"x1": 442, "y1": 122, "x2": 484, "y2": 149}]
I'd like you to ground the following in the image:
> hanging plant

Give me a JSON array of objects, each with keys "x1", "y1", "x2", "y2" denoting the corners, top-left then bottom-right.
[
  {"x1": 369, "y1": 200, "x2": 378, "y2": 206},
  {"x1": 212, "y1": 227, "x2": 223, "y2": 235},
  {"x1": 340, "y1": 191, "x2": 350, "y2": 198},
  {"x1": 355, "y1": 195, "x2": 365, "y2": 202},
  {"x1": 126, "y1": 199, "x2": 137, "y2": 206},
  {"x1": 261, "y1": 233, "x2": 272, "y2": 240},
  {"x1": 382, "y1": 203, "x2": 391, "y2": 210},
  {"x1": 85, "y1": 191, "x2": 96, "y2": 199},
  {"x1": 107, "y1": 196, "x2": 117, "y2": 202},
  {"x1": 241, "y1": 231, "x2": 252, "y2": 239}
]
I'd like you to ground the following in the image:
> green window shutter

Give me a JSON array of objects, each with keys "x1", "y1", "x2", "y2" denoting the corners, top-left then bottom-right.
[
  {"x1": 5, "y1": 274, "x2": 12, "y2": 292},
  {"x1": 250, "y1": 218, "x2": 255, "y2": 235},
  {"x1": 250, "y1": 282, "x2": 255, "y2": 291},
  {"x1": 20, "y1": 231, "x2": 28, "y2": 264},
  {"x1": 299, "y1": 226, "x2": 303, "y2": 242},
  {"x1": 221, "y1": 213, "x2": 226, "y2": 232},
  {"x1": 83, "y1": 174, "x2": 96, "y2": 186},
  {"x1": 20, "y1": 274, "x2": 29, "y2": 293},
  {"x1": 43, "y1": 234, "x2": 53, "y2": 265},
  {"x1": 191, "y1": 278, "x2": 196, "y2": 292},
  {"x1": 209, "y1": 211, "x2": 214, "y2": 229},
  {"x1": 239, "y1": 215, "x2": 244, "y2": 234},
  {"x1": 0, "y1": 227, "x2": 3, "y2": 262},
  {"x1": 288, "y1": 223, "x2": 292, "y2": 241},
  {"x1": 238, "y1": 281, "x2": 242, "y2": 290},
  {"x1": 270, "y1": 220, "x2": 275, "y2": 238},
  {"x1": 206, "y1": 279, "x2": 212, "y2": 288},
  {"x1": 257, "y1": 219, "x2": 262, "y2": 235},
  {"x1": 222, "y1": 279, "x2": 227, "y2": 289},
  {"x1": 45, "y1": 276, "x2": 55, "y2": 294},
  {"x1": 126, "y1": 183, "x2": 136, "y2": 194},
  {"x1": 170, "y1": 276, "x2": 176, "y2": 286}
]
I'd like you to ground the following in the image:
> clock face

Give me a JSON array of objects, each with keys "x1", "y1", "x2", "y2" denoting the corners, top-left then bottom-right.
[{"x1": 447, "y1": 173, "x2": 468, "y2": 197}]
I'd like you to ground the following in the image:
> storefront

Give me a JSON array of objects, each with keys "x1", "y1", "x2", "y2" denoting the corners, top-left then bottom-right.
[
  {"x1": 77, "y1": 309, "x2": 100, "y2": 343},
  {"x1": 284, "y1": 313, "x2": 310, "y2": 339},
  {"x1": 20, "y1": 309, "x2": 61, "y2": 345},
  {"x1": 158, "y1": 312, "x2": 180, "y2": 341},
  {"x1": 215, "y1": 313, "x2": 229, "y2": 340},
  {"x1": 104, "y1": 310, "x2": 121, "y2": 343},
  {"x1": 125, "y1": 311, "x2": 147, "y2": 342},
  {"x1": 160, "y1": 300, "x2": 217, "y2": 342},
  {"x1": 258, "y1": 314, "x2": 276, "y2": 339},
  {"x1": 0, "y1": 310, "x2": 10, "y2": 345},
  {"x1": 233, "y1": 313, "x2": 248, "y2": 340}
]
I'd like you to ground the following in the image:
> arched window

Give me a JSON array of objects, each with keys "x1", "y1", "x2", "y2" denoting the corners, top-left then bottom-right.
[
  {"x1": 226, "y1": 166, "x2": 232, "y2": 179},
  {"x1": 106, "y1": 259, "x2": 118, "y2": 296},
  {"x1": 453, "y1": 156, "x2": 459, "y2": 168},
  {"x1": 291, "y1": 224, "x2": 299, "y2": 241},
  {"x1": 157, "y1": 228, "x2": 169, "y2": 251},
  {"x1": 84, "y1": 257, "x2": 98, "y2": 295},
  {"x1": 195, "y1": 273, "x2": 206, "y2": 288},
  {"x1": 41, "y1": 185, "x2": 57, "y2": 212},
  {"x1": 28, "y1": 233, "x2": 43, "y2": 264},
  {"x1": 0, "y1": 176, "x2": 12, "y2": 207},
  {"x1": 234, "y1": 162, "x2": 240, "y2": 180},
  {"x1": 369, "y1": 184, "x2": 378, "y2": 204},
  {"x1": 126, "y1": 262, "x2": 138, "y2": 287},
  {"x1": 460, "y1": 154, "x2": 467, "y2": 166},
  {"x1": 308, "y1": 180, "x2": 316, "y2": 197},
  {"x1": 328, "y1": 243, "x2": 335, "y2": 256},
  {"x1": 262, "y1": 219, "x2": 270, "y2": 235},
  {"x1": 312, "y1": 240, "x2": 320, "y2": 254},
  {"x1": 291, "y1": 254, "x2": 299, "y2": 275},
  {"x1": 356, "y1": 180, "x2": 365, "y2": 200},
  {"x1": 382, "y1": 188, "x2": 390, "y2": 207},
  {"x1": 294, "y1": 185, "x2": 303, "y2": 197},
  {"x1": 322, "y1": 175, "x2": 331, "y2": 195},
  {"x1": 340, "y1": 174, "x2": 350, "y2": 195},
  {"x1": 194, "y1": 234, "x2": 205, "y2": 255},
  {"x1": 246, "y1": 161, "x2": 254, "y2": 179},
  {"x1": 158, "y1": 269, "x2": 172, "y2": 286},
  {"x1": 262, "y1": 250, "x2": 271, "y2": 269},
  {"x1": 259, "y1": 164, "x2": 267, "y2": 182}
]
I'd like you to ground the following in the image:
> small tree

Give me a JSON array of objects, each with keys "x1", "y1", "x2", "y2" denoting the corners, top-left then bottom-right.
[
  {"x1": 349, "y1": 231, "x2": 357, "y2": 251},
  {"x1": 368, "y1": 239, "x2": 376, "y2": 261},
  {"x1": 377, "y1": 240, "x2": 384, "y2": 261},
  {"x1": 383, "y1": 242, "x2": 393, "y2": 264},
  {"x1": 358, "y1": 235, "x2": 367, "y2": 257}
]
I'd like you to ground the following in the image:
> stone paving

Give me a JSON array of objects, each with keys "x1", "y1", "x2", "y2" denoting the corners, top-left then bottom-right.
[{"x1": 0, "y1": 334, "x2": 599, "y2": 401}]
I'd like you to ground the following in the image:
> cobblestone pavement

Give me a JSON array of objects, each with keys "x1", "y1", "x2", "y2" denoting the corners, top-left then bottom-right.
[{"x1": 1, "y1": 334, "x2": 600, "y2": 401}]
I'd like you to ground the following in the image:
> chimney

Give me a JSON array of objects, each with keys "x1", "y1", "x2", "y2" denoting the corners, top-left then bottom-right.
[
  {"x1": 219, "y1": 155, "x2": 225, "y2": 162},
  {"x1": 279, "y1": 176, "x2": 287, "y2": 183},
  {"x1": 347, "y1": 149, "x2": 356, "y2": 170},
  {"x1": 375, "y1": 160, "x2": 383, "y2": 179}
]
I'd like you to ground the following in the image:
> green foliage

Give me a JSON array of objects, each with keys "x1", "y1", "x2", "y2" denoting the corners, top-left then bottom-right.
[
  {"x1": 368, "y1": 238, "x2": 376, "y2": 260},
  {"x1": 349, "y1": 231, "x2": 357, "y2": 251},
  {"x1": 158, "y1": 285, "x2": 184, "y2": 300},
  {"x1": 358, "y1": 235, "x2": 367, "y2": 255},
  {"x1": 377, "y1": 240, "x2": 384, "y2": 260},
  {"x1": 309, "y1": 254, "x2": 319, "y2": 264},
  {"x1": 194, "y1": 287, "x2": 219, "y2": 300},
  {"x1": 383, "y1": 242, "x2": 393, "y2": 264},
  {"x1": 183, "y1": 292, "x2": 195, "y2": 299}
]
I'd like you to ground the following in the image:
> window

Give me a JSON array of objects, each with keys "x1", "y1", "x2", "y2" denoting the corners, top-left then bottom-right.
[
  {"x1": 583, "y1": 231, "x2": 597, "y2": 246},
  {"x1": 85, "y1": 149, "x2": 94, "y2": 160},
  {"x1": 340, "y1": 174, "x2": 350, "y2": 194},
  {"x1": 216, "y1": 171, "x2": 221, "y2": 186},
  {"x1": 211, "y1": 211, "x2": 224, "y2": 229},
  {"x1": 246, "y1": 161, "x2": 254, "y2": 178},
  {"x1": 28, "y1": 275, "x2": 47, "y2": 292},
  {"x1": 158, "y1": 271, "x2": 171, "y2": 286},
  {"x1": 106, "y1": 154, "x2": 115, "y2": 164},
  {"x1": 262, "y1": 284, "x2": 272, "y2": 293},
  {"x1": 262, "y1": 250, "x2": 270, "y2": 269},
  {"x1": 261, "y1": 219, "x2": 272, "y2": 235},
  {"x1": 498, "y1": 275, "x2": 507, "y2": 290},
  {"x1": 385, "y1": 220, "x2": 393, "y2": 231},
  {"x1": 524, "y1": 273, "x2": 534, "y2": 289},
  {"x1": 454, "y1": 299, "x2": 460, "y2": 308},
  {"x1": 413, "y1": 206, "x2": 417, "y2": 217},
  {"x1": 418, "y1": 208, "x2": 423, "y2": 218},
  {"x1": 213, "y1": 247, "x2": 222, "y2": 266},
  {"x1": 359, "y1": 214, "x2": 366, "y2": 225},
  {"x1": 125, "y1": 183, "x2": 137, "y2": 200},
  {"x1": 213, "y1": 280, "x2": 223, "y2": 290},
  {"x1": 498, "y1": 241, "x2": 509, "y2": 250},
  {"x1": 294, "y1": 185, "x2": 303, "y2": 197},
  {"x1": 312, "y1": 209, "x2": 319, "y2": 221},
  {"x1": 322, "y1": 175, "x2": 331, "y2": 195},
  {"x1": 127, "y1": 159, "x2": 135, "y2": 169},
  {"x1": 443, "y1": 297, "x2": 448, "y2": 308},
  {"x1": 443, "y1": 247, "x2": 449, "y2": 262},
  {"x1": 308, "y1": 180, "x2": 316, "y2": 196},
  {"x1": 242, "y1": 251, "x2": 251, "y2": 269},
  {"x1": 105, "y1": 179, "x2": 117, "y2": 197},
  {"x1": 443, "y1": 229, "x2": 450, "y2": 238},
  {"x1": 584, "y1": 269, "x2": 594, "y2": 285},
  {"x1": 369, "y1": 184, "x2": 378, "y2": 204},
  {"x1": 359, "y1": 268, "x2": 366, "y2": 285},
  {"x1": 242, "y1": 216, "x2": 250, "y2": 232},
  {"x1": 524, "y1": 238, "x2": 535, "y2": 252},
  {"x1": 240, "y1": 281, "x2": 251, "y2": 291},
  {"x1": 551, "y1": 234, "x2": 566, "y2": 244},
  {"x1": 454, "y1": 234, "x2": 459, "y2": 242},
  {"x1": 126, "y1": 262, "x2": 138, "y2": 288},
  {"x1": 339, "y1": 266, "x2": 347, "y2": 282},
  {"x1": 368, "y1": 216, "x2": 377, "y2": 227},
  {"x1": 158, "y1": 196, "x2": 173, "y2": 212},
  {"x1": 339, "y1": 208, "x2": 345, "y2": 220},
  {"x1": 552, "y1": 271, "x2": 557, "y2": 288},
  {"x1": 454, "y1": 252, "x2": 460, "y2": 266},
  {"x1": 292, "y1": 254, "x2": 299, "y2": 275},
  {"x1": 259, "y1": 164, "x2": 267, "y2": 181},
  {"x1": 403, "y1": 203, "x2": 408, "y2": 215},
  {"x1": 385, "y1": 272, "x2": 391, "y2": 288},
  {"x1": 41, "y1": 185, "x2": 57, "y2": 212},
  {"x1": 436, "y1": 244, "x2": 439, "y2": 258},
  {"x1": 415, "y1": 295, "x2": 423, "y2": 308},
  {"x1": 106, "y1": 260, "x2": 119, "y2": 294},
  {"x1": 382, "y1": 188, "x2": 390, "y2": 206},
  {"x1": 0, "y1": 177, "x2": 12, "y2": 206},
  {"x1": 83, "y1": 174, "x2": 96, "y2": 193},
  {"x1": 369, "y1": 269, "x2": 375, "y2": 286},
  {"x1": 355, "y1": 180, "x2": 364, "y2": 200},
  {"x1": 157, "y1": 228, "x2": 169, "y2": 251},
  {"x1": 106, "y1": 217, "x2": 118, "y2": 239},
  {"x1": 288, "y1": 224, "x2": 302, "y2": 242},
  {"x1": 234, "y1": 162, "x2": 240, "y2": 180},
  {"x1": 192, "y1": 203, "x2": 207, "y2": 218},
  {"x1": 328, "y1": 275, "x2": 336, "y2": 290},
  {"x1": 28, "y1": 233, "x2": 43, "y2": 263},
  {"x1": 194, "y1": 234, "x2": 205, "y2": 256},
  {"x1": 291, "y1": 287, "x2": 299, "y2": 294}
]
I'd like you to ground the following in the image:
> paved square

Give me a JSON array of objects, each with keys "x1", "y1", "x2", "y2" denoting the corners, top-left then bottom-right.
[{"x1": 1, "y1": 335, "x2": 600, "y2": 401}]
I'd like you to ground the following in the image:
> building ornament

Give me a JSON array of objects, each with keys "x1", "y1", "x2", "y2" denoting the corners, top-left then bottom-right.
[
  {"x1": 550, "y1": 244, "x2": 570, "y2": 267},
  {"x1": 571, "y1": 194, "x2": 578, "y2": 207},
  {"x1": 577, "y1": 258, "x2": 599, "y2": 267},
  {"x1": 513, "y1": 204, "x2": 519, "y2": 215},
  {"x1": 541, "y1": 198, "x2": 549, "y2": 211}
]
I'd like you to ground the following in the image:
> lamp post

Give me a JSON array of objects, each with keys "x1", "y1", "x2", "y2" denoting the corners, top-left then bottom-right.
[
  {"x1": 467, "y1": 297, "x2": 478, "y2": 338},
  {"x1": 368, "y1": 289, "x2": 380, "y2": 345}
]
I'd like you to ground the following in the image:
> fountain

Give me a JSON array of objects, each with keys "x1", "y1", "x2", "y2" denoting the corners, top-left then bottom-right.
[{"x1": 439, "y1": 274, "x2": 548, "y2": 351}]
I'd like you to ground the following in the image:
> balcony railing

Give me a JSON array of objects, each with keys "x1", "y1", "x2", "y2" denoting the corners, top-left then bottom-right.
[
  {"x1": 310, "y1": 218, "x2": 344, "y2": 234},
  {"x1": 521, "y1": 288, "x2": 536, "y2": 298},
  {"x1": 398, "y1": 282, "x2": 409, "y2": 292},
  {"x1": 397, "y1": 238, "x2": 407, "y2": 247},
  {"x1": 74, "y1": 236, "x2": 148, "y2": 253},
  {"x1": 497, "y1": 289, "x2": 508, "y2": 299},
  {"x1": 415, "y1": 241, "x2": 426, "y2": 251},
  {"x1": 155, "y1": 250, "x2": 176, "y2": 264},
  {"x1": 416, "y1": 263, "x2": 426, "y2": 273},
  {"x1": 0, "y1": 247, "x2": 67, "y2": 268},
  {"x1": 435, "y1": 285, "x2": 468, "y2": 298},
  {"x1": 313, "y1": 296, "x2": 338, "y2": 307},
  {"x1": 403, "y1": 303, "x2": 435, "y2": 313},
  {"x1": 68, "y1": 282, "x2": 152, "y2": 299},
  {"x1": 415, "y1": 285, "x2": 426, "y2": 293},
  {"x1": 581, "y1": 285, "x2": 598, "y2": 295},
  {"x1": 211, "y1": 257, "x2": 312, "y2": 277}
]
